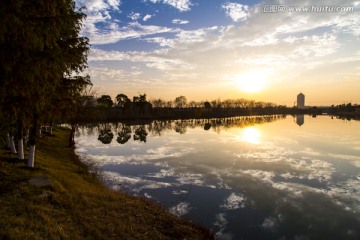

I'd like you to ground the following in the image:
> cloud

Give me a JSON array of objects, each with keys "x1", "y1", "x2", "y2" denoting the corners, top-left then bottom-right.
[
  {"x1": 143, "y1": 14, "x2": 152, "y2": 21},
  {"x1": 169, "y1": 202, "x2": 191, "y2": 216},
  {"x1": 221, "y1": 193, "x2": 246, "y2": 210},
  {"x1": 172, "y1": 19, "x2": 190, "y2": 24},
  {"x1": 76, "y1": 0, "x2": 121, "y2": 11},
  {"x1": 147, "y1": 0, "x2": 193, "y2": 12},
  {"x1": 84, "y1": 21, "x2": 175, "y2": 44},
  {"x1": 222, "y1": 2, "x2": 249, "y2": 22},
  {"x1": 79, "y1": 0, "x2": 360, "y2": 103},
  {"x1": 129, "y1": 12, "x2": 141, "y2": 20}
]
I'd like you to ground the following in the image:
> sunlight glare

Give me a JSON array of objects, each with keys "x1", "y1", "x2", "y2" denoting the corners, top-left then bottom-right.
[
  {"x1": 236, "y1": 72, "x2": 268, "y2": 93},
  {"x1": 240, "y1": 127, "x2": 261, "y2": 144}
]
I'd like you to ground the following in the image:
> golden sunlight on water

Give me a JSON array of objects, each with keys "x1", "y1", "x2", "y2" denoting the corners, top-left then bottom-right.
[{"x1": 237, "y1": 126, "x2": 261, "y2": 144}]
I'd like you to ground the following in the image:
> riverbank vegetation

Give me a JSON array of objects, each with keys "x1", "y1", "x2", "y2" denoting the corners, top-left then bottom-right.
[
  {"x1": 0, "y1": 127, "x2": 213, "y2": 239},
  {"x1": 0, "y1": 0, "x2": 92, "y2": 168}
]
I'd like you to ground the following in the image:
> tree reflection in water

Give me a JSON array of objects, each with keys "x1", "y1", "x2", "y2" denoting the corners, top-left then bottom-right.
[
  {"x1": 133, "y1": 126, "x2": 148, "y2": 143},
  {"x1": 97, "y1": 129, "x2": 114, "y2": 144},
  {"x1": 79, "y1": 115, "x2": 286, "y2": 145},
  {"x1": 117, "y1": 126, "x2": 132, "y2": 144}
]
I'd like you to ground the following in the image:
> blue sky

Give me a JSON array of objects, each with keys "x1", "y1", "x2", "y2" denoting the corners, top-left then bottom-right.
[{"x1": 75, "y1": 0, "x2": 360, "y2": 105}]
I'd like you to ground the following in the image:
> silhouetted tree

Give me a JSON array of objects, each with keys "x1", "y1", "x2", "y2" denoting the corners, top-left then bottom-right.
[
  {"x1": 204, "y1": 102, "x2": 211, "y2": 109},
  {"x1": 97, "y1": 95, "x2": 113, "y2": 108},
  {"x1": 133, "y1": 93, "x2": 147, "y2": 103},
  {"x1": 98, "y1": 129, "x2": 114, "y2": 144},
  {"x1": 174, "y1": 96, "x2": 187, "y2": 108},
  {"x1": 133, "y1": 126, "x2": 147, "y2": 142},
  {"x1": 0, "y1": 0, "x2": 89, "y2": 167},
  {"x1": 116, "y1": 93, "x2": 130, "y2": 107},
  {"x1": 117, "y1": 126, "x2": 132, "y2": 144}
]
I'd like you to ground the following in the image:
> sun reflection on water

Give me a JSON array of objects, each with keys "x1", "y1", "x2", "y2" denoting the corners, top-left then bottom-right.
[{"x1": 239, "y1": 126, "x2": 261, "y2": 144}]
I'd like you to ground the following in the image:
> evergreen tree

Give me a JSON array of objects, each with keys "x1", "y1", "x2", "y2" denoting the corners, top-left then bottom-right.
[{"x1": 0, "y1": 0, "x2": 89, "y2": 167}]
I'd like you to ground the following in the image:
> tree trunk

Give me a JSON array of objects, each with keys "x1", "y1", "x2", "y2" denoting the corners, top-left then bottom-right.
[
  {"x1": 24, "y1": 128, "x2": 30, "y2": 149},
  {"x1": 10, "y1": 135, "x2": 17, "y2": 154},
  {"x1": 27, "y1": 112, "x2": 39, "y2": 168},
  {"x1": 69, "y1": 124, "x2": 77, "y2": 147},
  {"x1": 17, "y1": 115, "x2": 24, "y2": 160},
  {"x1": 18, "y1": 139, "x2": 24, "y2": 160},
  {"x1": 49, "y1": 120, "x2": 54, "y2": 135},
  {"x1": 28, "y1": 145, "x2": 35, "y2": 168},
  {"x1": 6, "y1": 132, "x2": 11, "y2": 149}
]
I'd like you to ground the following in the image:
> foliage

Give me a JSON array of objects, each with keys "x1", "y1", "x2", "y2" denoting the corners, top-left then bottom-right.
[
  {"x1": 133, "y1": 93, "x2": 147, "y2": 103},
  {"x1": 0, "y1": 0, "x2": 90, "y2": 162},
  {"x1": 174, "y1": 96, "x2": 187, "y2": 108},
  {"x1": 97, "y1": 95, "x2": 113, "y2": 108},
  {"x1": 115, "y1": 93, "x2": 130, "y2": 107}
]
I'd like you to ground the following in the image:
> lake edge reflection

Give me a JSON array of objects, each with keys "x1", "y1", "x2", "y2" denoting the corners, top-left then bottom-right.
[{"x1": 75, "y1": 115, "x2": 360, "y2": 240}]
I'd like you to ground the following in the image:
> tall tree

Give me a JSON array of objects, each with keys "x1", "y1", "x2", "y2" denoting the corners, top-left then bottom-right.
[
  {"x1": 174, "y1": 96, "x2": 187, "y2": 108},
  {"x1": 116, "y1": 93, "x2": 130, "y2": 107},
  {"x1": 97, "y1": 95, "x2": 113, "y2": 108},
  {"x1": 0, "y1": 0, "x2": 89, "y2": 167}
]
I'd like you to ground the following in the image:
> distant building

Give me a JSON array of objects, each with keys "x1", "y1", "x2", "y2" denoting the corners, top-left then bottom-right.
[
  {"x1": 297, "y1": 93, "x2": 305, "y2": 109},
  {"x1": 296, "y1": 115, "x2": 304, "y2": 126}
]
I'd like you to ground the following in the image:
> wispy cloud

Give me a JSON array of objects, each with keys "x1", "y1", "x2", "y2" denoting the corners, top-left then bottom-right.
[
  {"x1": 222, "y1": 2, "x2": 249, "y2": 22},
  {"x1": 143, "y1": 14, "x2": 152, "y2": 21},
  {"x1": 78, "y1": 0, "x2": 360, "y2": 102},
  {"x1": 147, "y1": 0, "x2": 193, "y2": 12},
  {"x1": 84, "y1": 21, "x2": 175, "y2": 44},
  {"x1": 128, "y1": 12, "x2": 141, "y2": 20},
  {"x1": 172, "y1": 19, "x2": 189, "y2": 24}
]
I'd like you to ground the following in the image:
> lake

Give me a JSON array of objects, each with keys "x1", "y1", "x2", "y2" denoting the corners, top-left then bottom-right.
[{"x1": 75, "y1": 115, "x2": 360, "y2": 240}]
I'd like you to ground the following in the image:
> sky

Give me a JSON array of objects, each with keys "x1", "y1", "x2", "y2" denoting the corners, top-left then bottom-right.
[{"x1": 75, "y1": 0, "x2": 360, "y2": 106}]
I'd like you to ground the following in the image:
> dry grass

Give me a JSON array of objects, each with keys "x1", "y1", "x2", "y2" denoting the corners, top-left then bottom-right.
[{"x1": 0, "y1": 127, "x2": 213, "y2": 240}]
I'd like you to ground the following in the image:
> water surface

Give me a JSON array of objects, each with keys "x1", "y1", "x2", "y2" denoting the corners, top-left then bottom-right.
[{"x1": 75, "y1": 115, "x2": 360, "y2": 240}]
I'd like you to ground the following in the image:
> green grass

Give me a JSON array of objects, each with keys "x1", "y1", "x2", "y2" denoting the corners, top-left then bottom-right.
[{"x1": 0, "y1": 127, "x2": 213, "y2": 240}]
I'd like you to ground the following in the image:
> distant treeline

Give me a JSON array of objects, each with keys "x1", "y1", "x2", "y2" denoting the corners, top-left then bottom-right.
[{"x1": 74, "y1": 93, "x2": 360, "y2": 122}]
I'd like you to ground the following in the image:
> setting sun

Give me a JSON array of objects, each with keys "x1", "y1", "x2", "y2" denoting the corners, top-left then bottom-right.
[{"x1": 236, "y1": 72, "x2": 268, "y2": 93}]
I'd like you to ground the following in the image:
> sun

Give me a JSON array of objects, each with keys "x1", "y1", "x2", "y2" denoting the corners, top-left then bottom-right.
[
  {"x1": 236, "y1": 72, "x2": 268, "y2": 93},
  {"x1": 241, "y1": 127, "x2": 261, "y2": 144}
]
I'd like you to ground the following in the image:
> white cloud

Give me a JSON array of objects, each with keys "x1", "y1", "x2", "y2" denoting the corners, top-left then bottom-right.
[
  {"x1": 80, "y1": 0, "x2": 360, "y2": 103},
  {"x1": 221, "y1": 193, "x2": 246, "y2": 210},
  {"x1": 143, "y1": 14, "x2": 152, "y2": 21},
  {"x1": 222, "y1": 2, "x2": 249, "y2": 22},
  {"x1": 172, "y1": 19, "x2": 189, "y2": 25},
  {"x1": 84, "y1": 21, "x2": 175, "y2": 44},
  {"x1": 147, "y1": 0, "x2": 192, "y2": 11},
  {"x1": 144, "y1": 37, "x2": 176, "y2": 47},
  {"x1": 76, "y1": 0, "x2": 121, "y2": 11},
  {"x1": 169, "y1": 202, "x2": 191, "y2": 216},
  {"x1": 129, "y1": 12, "x2": 141, "y2": 20}
]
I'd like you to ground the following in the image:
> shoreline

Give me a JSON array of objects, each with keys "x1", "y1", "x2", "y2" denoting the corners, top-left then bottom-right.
[{"x1": 0, "y1": 127, "x2": 213, "y2": 240}]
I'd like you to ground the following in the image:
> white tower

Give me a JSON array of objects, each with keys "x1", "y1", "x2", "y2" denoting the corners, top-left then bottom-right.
[{"x1": 297, "y1": 93, "x2": 305, "y2": 109}]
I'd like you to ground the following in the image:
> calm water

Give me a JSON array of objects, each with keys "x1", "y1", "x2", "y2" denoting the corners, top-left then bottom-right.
[{"x1": 75, "y1": 115, "x2": 360, "y2": 240}]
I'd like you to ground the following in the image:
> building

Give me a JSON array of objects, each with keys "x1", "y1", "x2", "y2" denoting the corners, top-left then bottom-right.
[
  {"x1": 297, "y1": 93, "x2": 305, "y2": 109},
  {"x1": 296, "y1": 115, "x2": 304, "y2": 126}
]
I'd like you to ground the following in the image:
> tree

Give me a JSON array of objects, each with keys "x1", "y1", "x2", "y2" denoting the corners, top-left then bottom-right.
[
  {"x1": 150, "y1": 98, "x2": 166, "y2": 108},
  {"x1": 116, "y1": 93, "x2": 130, "y2": 107},
  {"x1": 97, "y1": 95, "x2": 113, "y2": 108},
  {"x1": 133, "y1": 93, "x2": 146, "y2": 103},
  {"x1": 174, "y1": 96, "x2": 187, "y2": 108},
  {"x1": 204, "y1": 101, "x2": 211, "y2": 109},
  {"x1": 0, "y1": 0, "x2": 90, "y2": 167}
]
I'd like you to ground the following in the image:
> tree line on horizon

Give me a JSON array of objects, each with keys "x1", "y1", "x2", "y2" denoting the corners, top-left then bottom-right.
[
  {"x1": 94, "y1": 93, "x2": 280, "y2": 109},
  {"x1": 0, "y1": 1, "x2": 91, "y2": 168}
]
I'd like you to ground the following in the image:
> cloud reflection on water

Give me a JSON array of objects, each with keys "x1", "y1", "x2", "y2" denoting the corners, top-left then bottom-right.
[{"x1": 75, "y1": 116, "x2": 360, "y2": 239}]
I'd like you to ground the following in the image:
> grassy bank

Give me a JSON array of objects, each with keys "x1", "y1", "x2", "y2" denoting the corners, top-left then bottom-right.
[{"x1": 0, "y1": 128, "x2": 213, "y2": 240}]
